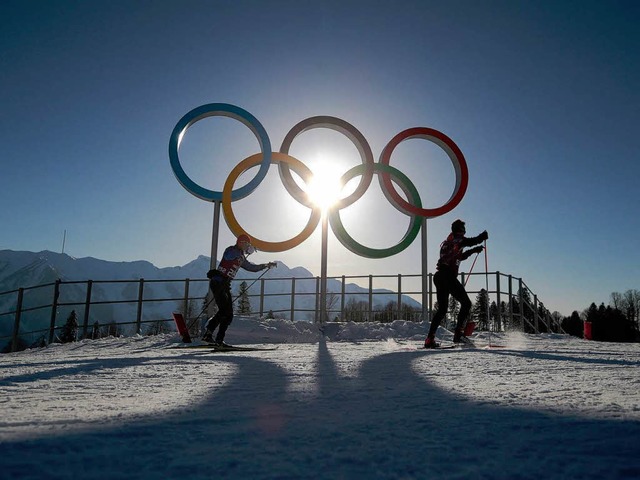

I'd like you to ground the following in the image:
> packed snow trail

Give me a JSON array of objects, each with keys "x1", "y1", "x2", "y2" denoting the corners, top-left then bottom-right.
[{"x1": 1, "y1": 323, "x2": 640, "y2": 479}]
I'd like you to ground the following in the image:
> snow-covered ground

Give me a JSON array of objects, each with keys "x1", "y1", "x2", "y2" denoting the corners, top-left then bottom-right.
[{"x1": 2, "y1": 318, "x2": 640, "y2": 479}]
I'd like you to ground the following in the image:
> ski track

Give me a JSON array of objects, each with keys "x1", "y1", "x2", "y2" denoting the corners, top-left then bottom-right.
[{"x1": 1, "y1": 326, "x2": 640, "y2": 480}]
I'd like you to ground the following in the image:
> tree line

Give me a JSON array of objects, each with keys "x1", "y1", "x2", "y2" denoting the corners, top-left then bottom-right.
[{"x1": 561, "y1": 289, "x2": 639, "y2": 342}]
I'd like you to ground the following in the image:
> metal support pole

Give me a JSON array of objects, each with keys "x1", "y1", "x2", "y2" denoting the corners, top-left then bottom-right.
[
  {"x1": 421, "y1": 217, "x2": 429, "y2": 321},
  {"x1": 508, "y1": 274, "x2": 513, "y2": 328},
  {"x1": 314, "y1": 277, "x2": 320, "y2": 323},
  {"x1": 82, "y1": 280, "x2": 93, "y2": 339},
  {"x1": 210, "y1": 201, "x2": 221, "y2": 271},
  {"x1": 368, "y1": 275, "x2": 373, "y2": 321},
  {"x1": 534, "y1": 294, "x2": 539, "y2": 333},
  {"x1": 397, "y1": 274, "x2": 402, "y2": 320},
  {"x1": 183, "y1": 278, "x2": 190, "y2": 330},
  {"x1": 341, "y1": 275, "x2": 346, "y2": 321},
  {"x1": 259, "y1": 279, "x2": 265, "y2": 317},
  {"x1": 496, "y1": 272, "x2": 501, "y2": 331},
  {"x1": 519, "y1": 278, "x2": 524, "y2": 332},
  {"x1": 208, "y1": 200, "x2": 222, "y2": 318},
  {"x1": 12, "y1": 288, "x2": 24, "y2": 352},
  {"x1": 319, "y1": 211, "x2": 329, "y2": 324},
  {"x1": 48, "y1": 280, "x2": 61, "y2": 344},
  {"x1": 428, "y1": 273, "x2": 433, "y2": 318},
  {"x1": 290, "y1": 278, "x2": 296, "y2": 321},
  {"x1": 136, "y1": 279, "x2": 144, "y2": 334}
]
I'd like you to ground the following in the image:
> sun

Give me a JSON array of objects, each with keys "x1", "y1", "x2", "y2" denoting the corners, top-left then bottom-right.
[{"x1": 306, "y1": 162, "x2": 343, "y2": 211}]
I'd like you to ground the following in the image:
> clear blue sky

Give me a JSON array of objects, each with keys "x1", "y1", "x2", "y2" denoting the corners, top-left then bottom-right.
[{"x1": 1, "y1": 0, "x2": 638, "y2": 316}]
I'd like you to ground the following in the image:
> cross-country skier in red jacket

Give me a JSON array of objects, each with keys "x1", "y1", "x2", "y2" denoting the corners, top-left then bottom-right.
[
  {"x1": 202, "y1": 234, "x2": 275, "y2": 346},
  {"x1": 425, "y1": 220, "x2": 488, "y2": 348}
]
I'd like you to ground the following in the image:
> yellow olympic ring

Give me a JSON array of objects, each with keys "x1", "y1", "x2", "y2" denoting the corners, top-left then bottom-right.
[{"x1": 222, "y1": 152, "x2": 322, "y2": 252}]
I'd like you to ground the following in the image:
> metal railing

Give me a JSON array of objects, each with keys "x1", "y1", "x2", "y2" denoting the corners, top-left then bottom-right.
[{"x1": 0, "y1": 271, "x2": 562, "y2": 352}]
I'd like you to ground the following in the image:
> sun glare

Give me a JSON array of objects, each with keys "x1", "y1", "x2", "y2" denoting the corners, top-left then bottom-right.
[{"x1": 306, "y1": 163, "x2": 342, "y2": 210}]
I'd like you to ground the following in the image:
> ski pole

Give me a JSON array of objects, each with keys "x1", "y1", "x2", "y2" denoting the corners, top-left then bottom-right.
[
  {"x1": 464, "y1": 251, "x2": 481, "y2": 287},
  {"x1": 186, "y1": 294, "x2": 215, "y2": 332},
  {"x1": 231, "y1": 263, "x2": 275, "y2": 304}
]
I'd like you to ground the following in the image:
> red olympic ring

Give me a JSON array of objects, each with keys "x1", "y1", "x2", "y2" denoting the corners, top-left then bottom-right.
[{"x1": 378, "y1": 127, "x2": 468, "y2": 218}]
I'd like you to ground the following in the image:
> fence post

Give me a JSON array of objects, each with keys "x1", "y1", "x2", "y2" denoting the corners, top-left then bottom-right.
[
  {"x1": 48, "y1": 280, "x2": 61, "y2": 344},
  {"x1": 136, "y1": 279, "x2": 144, "y2": 335},
  {"x1": 518, "y1": 278, "x2": 524, "y2": 332},
  {"x1": 496, "y1": 272, "x2": 501, "y2": 331},
  {"x1": 397, "y1": 274, "x2": 402, "y2": 320},
  {"x1": 341, "y1": 275, "x2": 346, "y2": 321},
  {"x1": 259, "y1": 278, "x2": 265, "y2": 317},
  {"x1": 368, "y1": 275, "x2": 373, "y2": 322},
  {"x1": 534, "y1": 294, "x2": 539, "y2": 334},
  {"x1": 82, "y1": 280, "x2": 93, "y2": 339},
  {"x1": 428, "y1": 273, "x2": 433, "y2": 320},
  {"x1": 183, "y1": 278, "x2": 190, "y2": 319},
  {"x1": 508, "y1": 275, "x2": 513, "y2": 328},
  {"x1": 11, "y1": 288, "x2": 24, "y2": 352},
  {"x1": 290, "y1": 277, "x2": 296, "y2": 321},
  {"x1": 314, "y1": 277, "x2": 320, "y2": 324}
]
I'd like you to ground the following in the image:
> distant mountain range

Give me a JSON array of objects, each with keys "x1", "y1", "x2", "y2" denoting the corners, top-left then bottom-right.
[{"x1": 0, "y1": 250, "x2": 421, "y2": 340}]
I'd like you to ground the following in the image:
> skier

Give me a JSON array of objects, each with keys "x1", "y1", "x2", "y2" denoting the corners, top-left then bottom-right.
[
  {"x1": 202, "y1": 234, "x2": 276, "y2": 346},
  {"x1": 425, "y1": 219, "x2": 488, "y2": 348}
]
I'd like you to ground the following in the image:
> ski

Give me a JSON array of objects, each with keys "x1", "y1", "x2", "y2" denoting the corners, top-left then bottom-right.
[
  {"x1": 419, "y1": 344, "x2": 457, "y2": 350},
  {"x1": 207, "y1": 345, "x2": 279, "y2": 352},
  {"x1": 417, "y1": 341, "x2": 476, "y2": 350},
  {"x1": 170, "y1": 343, "x2": 278, "y2": 351}
]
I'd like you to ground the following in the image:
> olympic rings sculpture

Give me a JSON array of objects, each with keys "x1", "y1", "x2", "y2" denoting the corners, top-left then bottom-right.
[{"x1": 169, "y1": 103, "x2": 468, "y2": 259}]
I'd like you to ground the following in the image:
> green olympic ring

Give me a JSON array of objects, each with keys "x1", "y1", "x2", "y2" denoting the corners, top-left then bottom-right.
[{"x1": 329, "y1": 163, "x2": 423, "y2": 258}]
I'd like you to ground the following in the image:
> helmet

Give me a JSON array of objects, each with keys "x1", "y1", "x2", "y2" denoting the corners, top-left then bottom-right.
[
  {"x1": 236, "y1": 234, "x2": 252, "y2": 251},
  {"x1": 451, "y1": 219, "x2": 466, "y2": 235}
]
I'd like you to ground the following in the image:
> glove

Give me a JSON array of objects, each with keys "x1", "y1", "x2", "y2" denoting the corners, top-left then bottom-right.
[
  {"x1": 268, "y1": 261, "x2": 278, "y2": 268},
  {"x1": 472, "y1": 246, "x2": 484, "y2": 255},
  {"x1": 479, "y1": 230, "x2": 489, "y2": 241}
]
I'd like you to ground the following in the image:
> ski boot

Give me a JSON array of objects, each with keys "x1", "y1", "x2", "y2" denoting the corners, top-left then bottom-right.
[
  {"x1": 453, "y1": 328, "x2": 472, "y2": 345},
  {"x1": 424, "y1": 335, "x2": 440, "y2": 349},
  {"x1": 202, "y1": 330, "x2": 215, "y2": 344}
]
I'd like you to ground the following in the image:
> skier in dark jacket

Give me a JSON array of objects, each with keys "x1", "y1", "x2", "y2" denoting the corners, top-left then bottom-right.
[
  {"x1": 202, "y1": 234, "x2": 276, "y2": 346},
  {"x1": 425, "y1": 219, "x2": 488, "y2": 348}
]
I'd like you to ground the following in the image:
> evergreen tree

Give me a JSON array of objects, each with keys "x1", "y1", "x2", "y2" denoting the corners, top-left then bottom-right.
[
  {"x1": 59, "y1": 310, "x2": 79, "y2": 343},
  {"x1": 511, "y1": 288, "x2": 535, "y2": 332},
  {"x1": 236, "y1": 281, "x2": 251, "y2": 314},
  {"x1": 489, "y1": 301, "x2": 498, "y2": 331},
  {"x1": 266, "y1": 310, "x2": 275, "y2": 319},
  {"x1": 499, "y1": 301, "x2": 508, "y2": 330},
  {"x1": 472, "y1": 289, "x2": 489, "y2": 331},
  {"x1": 91, "y1": 321, "x2": 101, "y2": 339},
  {"x1": 588, "y1": 302, "x2": 637, "y2": 342},
  {"x1": 562, "y1": 311, "x2": 584, "y2": 337}
]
